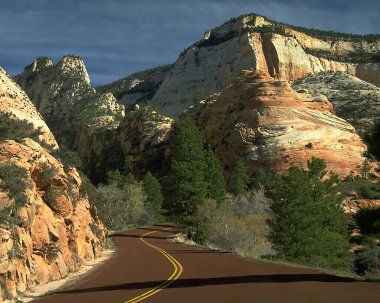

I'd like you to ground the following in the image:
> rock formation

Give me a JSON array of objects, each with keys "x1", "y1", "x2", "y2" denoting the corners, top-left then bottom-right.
[
  {"x1": 292, "y1": 71, "x2": 380, "y2": 136},
  {"x1": 150, "y1": 14, "x2": 380, "y2": 116},
  {"x1": 14, "y1": 55, "x2": 125, "y2": 149},
  {"x1": 184, "y1": 70, "x2": 367, "y2": 179},
  {"x1": 0, "y1": 67, "x2": 105, "y2": 301},
  {"x1": 97, "y1": 64, "x2": 172, "y2": 108}
]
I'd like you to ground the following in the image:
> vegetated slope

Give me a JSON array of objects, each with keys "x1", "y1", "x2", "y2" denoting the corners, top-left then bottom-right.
[
  {"x1": 97, "y1": 64, "x2": 173, "y2": 108},
  {"x1": 150, "y1": 14, "x2": 380, "y2": 116},
  {"x1": 0, "y1": 67, "x2": 105, "y2": 301},
  {"x1": 14, "y1": 55, "x2": 125, "y2": 149},
  {"x1": 184, "y1": 70, "x2": 366, "y2": 179},
  {"x1": 292, "y1": 71, "x2": 380, "y2": 136}
]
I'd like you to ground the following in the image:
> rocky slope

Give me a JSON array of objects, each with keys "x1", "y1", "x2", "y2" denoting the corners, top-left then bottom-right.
[
  {"x1": 14, "y1": 56, "x2": 125, "y2": 149},
  {"x1": 184, "y1": 70, "x2": 367, "y2": 179},
  {"x1": 97, "y1": 64, "x2": 172, "y2": 108},
  {"x1": 0, "y1": 67, "x2": 105, "y2": 300},
  {"x1": 150, "y1": 14, "x2": 380, "y2": 116},
  {"x1": 292, "y1": 72, "x2": 380, "y2": 136}
]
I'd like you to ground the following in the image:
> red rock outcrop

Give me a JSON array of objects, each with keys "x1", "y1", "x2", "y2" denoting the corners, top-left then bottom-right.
[
  {"x1": 0, "y1": 67, "x2": 105, "y2": 300},
  {"x1": 184, "y1": 70, "x2": 367, "y2": 179}
]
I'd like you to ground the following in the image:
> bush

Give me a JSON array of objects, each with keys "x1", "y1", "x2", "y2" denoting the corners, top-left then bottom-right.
[
  {"x1": 355, "y1": 246, "x2": 380, "y2": 278},
  {"x1": 355, "y1": 208, "x2": 380, "y2": 235},
  {"x1": 0, "y1": 112, "x2": 43, "y2": 144},
  {"x1": 198, "y1": 188, "x2": 273, "y2": 258},
  {"x1": 0, "y1": 163, "x2": 30, "y2": 208}
]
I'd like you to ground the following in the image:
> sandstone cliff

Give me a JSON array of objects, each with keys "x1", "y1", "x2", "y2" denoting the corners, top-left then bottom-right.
[
  {"x1": 14, "y1": 55, "x2": 125, "y2": 149},
  {"x1": 292, "y1": 72, "x2": 380, "y2": 136},
  {"x1": 0, "y1": 67, "x2": 105, "y2": 301},
  {"x1": 151, "y1": 14, "x2": 380, "y2": 116},
  {"x1": 97, "y1": 64, "x2": 172, "y2": 108},
  {"x1": 184, "y1": 70, "x2": 367, "y2": 179}
]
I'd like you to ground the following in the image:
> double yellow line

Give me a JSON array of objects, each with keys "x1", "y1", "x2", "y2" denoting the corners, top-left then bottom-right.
[{"x1": 124, "y1": 228, "x2": 183, "y2": 303}]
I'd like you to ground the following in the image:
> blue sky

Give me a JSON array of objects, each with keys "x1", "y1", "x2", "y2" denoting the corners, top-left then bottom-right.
[{"x1": 1, "y1": 0, "x2": 379, "y2": 86}]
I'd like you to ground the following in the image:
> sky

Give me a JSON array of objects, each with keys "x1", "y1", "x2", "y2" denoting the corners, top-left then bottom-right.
[{"x1": 0, "y1": 0, "x2": 379, "y2": 86}]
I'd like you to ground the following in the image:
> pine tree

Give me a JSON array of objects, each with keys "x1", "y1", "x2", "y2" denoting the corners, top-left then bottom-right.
[
  {"x1": 269, "y1": 157, "x2": 351, "y2": 270},
  {"x1": 143, "y1": 172, "x2": 164, "y2": 222},
  {"x1": 231, "y1": 160, "x2": 249, "y2": 196},
  {"x1": 165, "y1": 118, "x2": 207, "y2": 222},
  {"x1": 204, "y1": 144, "x2": 226, "y2": 203}
]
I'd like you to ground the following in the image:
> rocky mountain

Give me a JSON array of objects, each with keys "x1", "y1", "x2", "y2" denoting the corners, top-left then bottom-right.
[
  {"x1": 150, "y1": 14, "x2": 380, "y2": 116},
  {"x1": 292, "y1": 71, "x2": 380, "y2": 136},
  {"x1": 184, "y1": 70, "x2": 367, "y2": 179},
  {"x1": 14, "y1": 55, "x2": 125, "y2": 149},
  {"x1": 0, "y1": 67, "x2": 105, "y2": 300},
  {"x1": 97, "y1": 64, "x2": 172, "y2": 108}
]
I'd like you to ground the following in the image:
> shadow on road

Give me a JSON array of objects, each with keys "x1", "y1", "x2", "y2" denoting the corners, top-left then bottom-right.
[
  {"x1": 111, "y1": 234, "x2": 171, "y2": 240},
  {"x1": 54, "y1": 274, "x2": 357, "y2": 295}
]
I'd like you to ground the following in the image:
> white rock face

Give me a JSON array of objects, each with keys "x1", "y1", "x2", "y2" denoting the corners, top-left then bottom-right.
[
  {"x1": 293, "y1": 72, "x2": 380, "y2": 136},
  {"x1": 14, "y1": 55, "x2": 125, "y2": 148},
  {"x1": 151, "y1": 15, "x2": 380, "y2": 116},
  {"x1": 0, "y1": 67, "x2": 57, "y2": 148}
]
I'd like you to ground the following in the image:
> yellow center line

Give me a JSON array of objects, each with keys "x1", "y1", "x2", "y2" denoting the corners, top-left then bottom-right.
[{"x1": 124, "y1": 228, "x2": 184, "y2": 303}]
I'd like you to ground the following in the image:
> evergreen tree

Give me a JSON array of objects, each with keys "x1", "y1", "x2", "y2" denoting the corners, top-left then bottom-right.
[
  {"x1": 143, "y1": 172, "x2": 164, "y2": 222},
  {"x1": 231, "y1": 160, "x2": 249, "y2": 196},
  {"x1": 269, "y1": 157, "x2": 351, "y2": 270},
  {"x1": 204, "y1": 144, "x2": 226, "y2": 203},
  {"x1": 366, "y1": 119, "x2": 380, "y2": 160},
  {"x1": 165, "y1": 118, "x2": 207, "y2": 222}
]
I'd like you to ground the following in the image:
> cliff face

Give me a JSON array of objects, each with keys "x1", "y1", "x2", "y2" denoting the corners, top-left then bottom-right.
[
  {"x1": 292, "y1": 72, "x2": 380, "y2": 136},
  {"x1": 184, "y1": 70, "x2": 367, "y2": 179},
  {"x1": 151, "y1": 14, "x2": 380, "y2": 116},
  {"x1": 97, "y1": 65, "x2": 172, "y2": 108},
  {"x1": 14, "y1": 56, "x2": 125, "y2": 149},
  {"x1": 0, "y1": 67, "x2": 105, "y2": 300}
]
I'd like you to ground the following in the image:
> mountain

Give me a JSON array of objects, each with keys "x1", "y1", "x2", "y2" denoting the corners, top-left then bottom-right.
[
  {"x1": 183, "y1": 70, "x2": 366, "y2": 179},
  {"x1": 14, "y1": 55, "x2": 125, "y2": 149},
  {"x1": 292, "y1": 71, "x2": 380, "y2": 136},
  {"x1": 149, "y1": 14, "x2": 380, "y2": 116},
  {"x1": 0, "y1": 67, "x2": 105, "y2": 300},
  {"x1": 97, "y1": 64, "x2": 173, "y2": 108}
]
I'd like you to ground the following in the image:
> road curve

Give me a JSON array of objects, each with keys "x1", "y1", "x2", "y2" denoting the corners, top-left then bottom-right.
[{"x1": 34, "y1": 225, "x2": 380, "y2": 303}]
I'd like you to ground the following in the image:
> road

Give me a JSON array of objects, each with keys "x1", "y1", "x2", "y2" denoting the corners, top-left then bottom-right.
[{"x1": 34, "y1": 225, "x2": 380, "y2": 303}]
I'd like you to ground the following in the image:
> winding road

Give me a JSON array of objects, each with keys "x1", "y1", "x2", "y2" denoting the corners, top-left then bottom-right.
[{"x1": 34, "y1": 225, "x2": 380, "y2": 303}]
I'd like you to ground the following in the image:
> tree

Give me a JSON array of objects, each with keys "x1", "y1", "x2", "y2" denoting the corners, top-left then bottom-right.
[
  {"x1": 231, "y1": 160, "x2": 249, "y2": 196},
  {"x1": 269, "y1": 157, "x2": 351, "y2": 270},
  {"x1": 143, "y1": 172, "x2": 164, "y2": 222},
  {"x1": 365, "y1": 119, "x2": 380, "y2": 160},
  {"x1": 204, "y1": 144, "x2": 226, "y2": 203},
  {"x1": 165, "y1": 118, "x2": 207, "y2": 223}
]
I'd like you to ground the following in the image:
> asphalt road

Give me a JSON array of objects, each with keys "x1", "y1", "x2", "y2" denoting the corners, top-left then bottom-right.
[{"x1": 34, "y1": 225, "x2": 380, "y2": 303}]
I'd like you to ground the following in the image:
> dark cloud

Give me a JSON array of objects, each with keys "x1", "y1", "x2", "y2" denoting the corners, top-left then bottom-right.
[{"x1": 0, "y1": 0, "x2": 379, "y2": 85}]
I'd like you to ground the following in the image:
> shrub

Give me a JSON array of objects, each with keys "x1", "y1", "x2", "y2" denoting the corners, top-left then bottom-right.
[
  {"x1": 198, "y1": 188, "x2": 273, "y2": 258},
  {"x1": 355, "y1": 246, "x2": 380, "y2": 278},
  {"x1": 0, "y1": 112, "x2": 43, "y2": 143},
  {"x1": 0, "y1": 163, "x2": 30, "y2": 208}
]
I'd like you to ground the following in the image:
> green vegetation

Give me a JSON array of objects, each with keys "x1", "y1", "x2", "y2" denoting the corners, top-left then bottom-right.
[
  {"x1": 365, "y1": 119, "x2": 380, "y2": 160},
  {"x1": 304, "y1": 48, "x2": 380, "y2": 64},
  {"x1": 164, "y1": 118, "x2": 226, "y2": 239},
  {"x1": 269, "y1": 158, "x2": 351, "y2": 270},
  {"x1": 230, "y1": 160, "x2": 249, "y2": 196},
  {"x1": 143, "y1": 172, "x2": 164, "y2": 222},
  {"x1": 0, "y1": 112, "x2": 43, "y2": 144},
  {"x1": 0, "y1": 163, "x2": 30, "y2": 210}
]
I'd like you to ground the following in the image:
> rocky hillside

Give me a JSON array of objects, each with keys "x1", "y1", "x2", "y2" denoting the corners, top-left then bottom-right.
[
  {"x1": 0, "y1": 67, "x2": 105, "y2": 301},
  {"x1": 150, "y1": 14, "x2": 380, "y2": 116},
  {"x1": 97, "y1": 64, "x2": 172, "y2": 108},
  {"x1": 184, "y1": 70, "x2": 367, "y2": 179},
  {"x1": 14, "y1": 56, "x2": 125, "y2": 149},
  {"x1": 292, "y1": 72, "x2": 380, "y2": 136}
]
